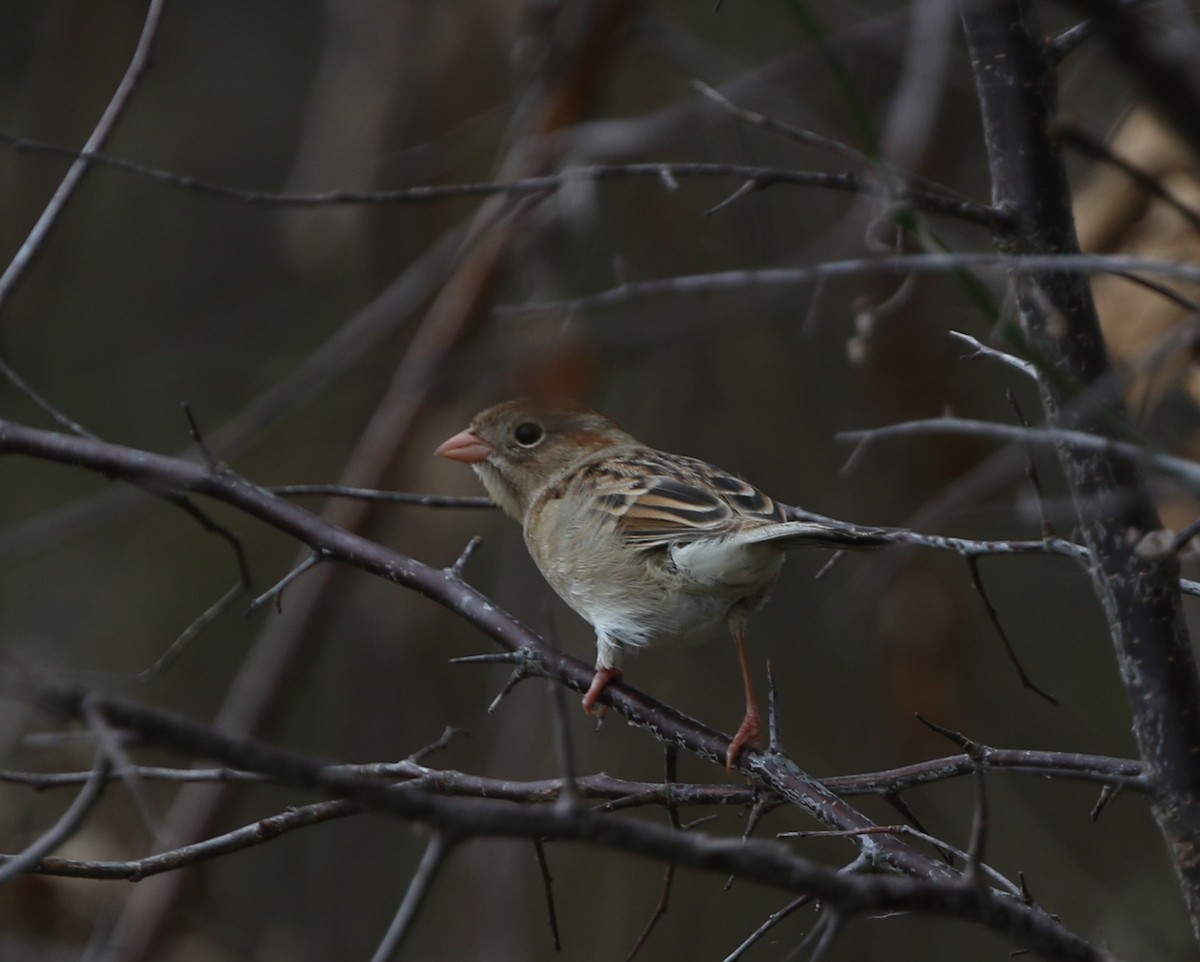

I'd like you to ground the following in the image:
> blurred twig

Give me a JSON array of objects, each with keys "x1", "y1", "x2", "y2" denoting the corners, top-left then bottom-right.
[{"x1": 0, "y1": 0, "x2": 167, "y2": 315}]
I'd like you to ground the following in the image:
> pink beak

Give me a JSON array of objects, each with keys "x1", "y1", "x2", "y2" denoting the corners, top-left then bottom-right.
[{"x1": 436, "y1": 427, "x2": 493, "y2": 464}]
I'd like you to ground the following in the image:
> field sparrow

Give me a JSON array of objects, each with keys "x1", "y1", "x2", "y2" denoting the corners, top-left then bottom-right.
[{"x1": 437, "y1": 399, "x2": 884, "y2": 768}]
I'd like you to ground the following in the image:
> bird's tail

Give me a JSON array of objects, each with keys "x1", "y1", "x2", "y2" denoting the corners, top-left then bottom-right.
[{"x1": 740, "y1": 520, "x2": 890, "y2": 551}]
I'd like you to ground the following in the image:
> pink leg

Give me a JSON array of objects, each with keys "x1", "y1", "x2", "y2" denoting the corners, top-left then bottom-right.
[
  {"x1": 726, "y1": 620, "x2": 762, "y2": 770},
  {"x1": 582, "y1": 666, "x2": 623, "y2": 719}
]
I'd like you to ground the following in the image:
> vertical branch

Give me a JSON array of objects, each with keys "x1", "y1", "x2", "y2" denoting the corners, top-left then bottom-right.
[{"x1": 959, "y1": 0, "x2": 1200, "y2": 941}]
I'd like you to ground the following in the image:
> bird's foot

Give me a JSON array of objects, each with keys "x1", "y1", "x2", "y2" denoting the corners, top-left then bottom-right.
[
  {"x1": 726, "y1": 710, "x2": 762, "y2": 771},
  {"x1": 582, "y1": 666, "x2": 623, "y2": 721}
]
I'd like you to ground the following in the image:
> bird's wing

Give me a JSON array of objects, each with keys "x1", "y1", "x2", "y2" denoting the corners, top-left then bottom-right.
[{"x1": 577, "y1": 451, "x2": 787, "y2": 549}]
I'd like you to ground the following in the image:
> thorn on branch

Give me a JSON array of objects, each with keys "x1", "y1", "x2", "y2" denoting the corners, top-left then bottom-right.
[
  {"x1": 450, "y1": 647, "x2": 542, "y2": 713},
  {"x1": 407, "y1": 726, "x2": 467, "y2": 765},
  {"x1": 765, "y1": 661, "x2": 783, "y2": 754},
  {"x1": 449, "y1": 650, "x2": 528, "y2": 666},
  {"x1": 181, "y1": 402, "x2": 220, "y2": 473},
  {"x1": 915, "y1": 713, "x2": 977, "y2": 754},
  {"x1": 1018, "y1": 871, "x2": 1036, "y2": 906},
  {"x1": 447, "y1": 536, "x2": 483, "y2": 576},
  {"x1": 704, "y1": 179, "x2": 758, "y2": 216},
  {"x1": 1091, "y1": 784, "x2": 1118, "y2": 821}
]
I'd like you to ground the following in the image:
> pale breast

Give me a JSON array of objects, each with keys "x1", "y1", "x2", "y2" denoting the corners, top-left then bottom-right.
[{"x1": 524, "y1": 467, "x2": 784, "y2": 650}]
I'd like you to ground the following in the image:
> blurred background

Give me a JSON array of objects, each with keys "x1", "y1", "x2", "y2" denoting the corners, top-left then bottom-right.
[{"x1": 0, "y1": 1, "x2": 1196, "y2": 959}]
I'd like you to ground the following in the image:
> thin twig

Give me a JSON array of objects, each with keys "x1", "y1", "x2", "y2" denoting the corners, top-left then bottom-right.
[
  {"x1": 691, "y1": 80, "x2": 963, "y2": 202},
  {"x1": 181, "y1": 403, "x2": 220, "y2": 472},
  {"x1": 965, "y1": 557, "x2": 1059, "y2": 705},
  {"x1": 965, "y1": 763, "x2": 990, "y2": 887},
  {"x1": 624, "y1": 746, "x2": 681, "y2": 962},
  {"x1": 1055, "y1": 120, "x2": 1200, "y2": 236},
  {"x1": 502, "y1": 252, "x2": 1200, "y2": 316},
  {"x1": 4, "y1": 799, "x2": 360, "y2": 880},
  {"x1": 723, "y1": 895, "x2": 814, "y2": 962},
  {"x1": 838, "y1": 416, "x2": 1200, "y2": 496},
  {"x1": 448, "y1": 537, "x2": 483, "y2": 577},
  {"x1": 0, "y1": 0, "x2": 167, "y2": 313},
  {"x1": 530, "y1": 838, "x2": 562, "y2": 951},
  {"x1": 0, "y1": 744, "x2": 1147, "y2": 802},
  {"x1": 270, "y1": 484, "x2": 494, "y2": 508},
  {"x1": 1007, "y1": 390, "x2": 1057, "y2": 540},
  {"x1": 245, "y1": 551, "x2": 325, "y2": 616},
  {"x1": 0, "y1": 750, "x2": 110, "y2": 887},
  {"x1": 141, "y1": 581, "x2": 247, "y2": 679},
  {"x1": 82, "y1": 695, "x2": 162, "y2": 841},
  {"x1": 0, "y1": 134, "x2": 1010, "y2": 228},
  {"x1": 551, "y1": 682, "x2": 580, "y2": 808},
  {"x1": 949, "y1": 330, "x2": 1040, "y2": 381},
  {"x1": 367, "y1": 834, "x2": 453, "y2": 962},
  {"x1": 780, "y1": 824, "x2": 1021, "y2": 898}
]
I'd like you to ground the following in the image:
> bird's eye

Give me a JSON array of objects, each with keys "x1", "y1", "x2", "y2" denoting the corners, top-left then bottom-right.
[{"x1": 513, "y1": 421, "x2": 544, "y2": 447}]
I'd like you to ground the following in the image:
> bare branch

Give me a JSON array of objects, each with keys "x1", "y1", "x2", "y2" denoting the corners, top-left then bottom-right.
[
  {"x1": 0, "y1": 132, "x2": 1009, "y2": 229},
  {"x1": 965, "y1": 557, "x2": 1059, "y2": 705},
  {"x1": 245, "y1": 551, "x2": 326, "y2": 616},
  {"x1": 0, "y1": 744, "x2": 1148, "y2": 803},
  {"x1": 271, "y1": 485, "x2": 494, "y2": 509},
  {"x1": 837, "y1": 417, "x2": 1200, "y2": 495},
  {"x1": 140, "y1": 581, "x2": 247, "y2": 679},
  {"x1": 723, "y1": 895, "x2": 814, "y2": 962},
  {"x1": 948, "y1": 330, "x2": 1040, "y2": 381},
  {"x1": 368, "y1": 834, "x2": 453, "y2": 962},
  {"x1": 0, "y1": 0, "x2": 167, "y2": 313},
  {"x1": 0, "y1": 417, "x2": 1151, "y2": 896},
  {"x1": 5, "y1": 799, "x2": 359, "y2": 881},
  {"x1": 0, "y1": 663, "x2": 1114, "y2": 962},
  {"x1": 532, "y1": 839, "x2": 562, "y2": 952},
  {"x1": 504, "y1": 252, "x2": 1200, "y2": 315},
  {"x1": 0, "y1": 750, "x2": 109, "y2": 887}
]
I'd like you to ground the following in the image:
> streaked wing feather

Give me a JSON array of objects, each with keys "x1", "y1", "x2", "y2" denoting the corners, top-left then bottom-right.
[{"x1": 581, "y1": 451, "x2": 786, "y2": 548}]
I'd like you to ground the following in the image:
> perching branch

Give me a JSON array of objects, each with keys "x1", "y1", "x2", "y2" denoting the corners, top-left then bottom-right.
[
  {"x1": 0, "y1": 415, "x2": 1124, "y2": 947},
  {"x1": 0, "y1": 663, "x2": 1115, "y2": 962}
]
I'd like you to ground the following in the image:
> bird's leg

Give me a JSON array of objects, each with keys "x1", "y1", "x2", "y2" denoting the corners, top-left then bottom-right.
[
  {"x1": 727, "y1": 619, "x2": 762, "y2": 770},
  {"x1": 582, "y1": 665, "x2": 623, "y2": 720}
]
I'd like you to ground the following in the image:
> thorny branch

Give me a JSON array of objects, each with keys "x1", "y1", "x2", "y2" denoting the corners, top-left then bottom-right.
[
  {"x1": 960, "y1": 0, "x2": 1200, "y2": 941},
  {"x1": 0, "y1": 663, "x2": 1114, "y2": 962},
  {"x1": 0, "y1": 416, "x2": 1133, "y2": 958}
]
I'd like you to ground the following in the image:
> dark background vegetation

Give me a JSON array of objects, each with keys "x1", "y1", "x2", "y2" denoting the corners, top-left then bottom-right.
[{"x1": 0, "y1": 1, "x2": 1197, "y2": 960}]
